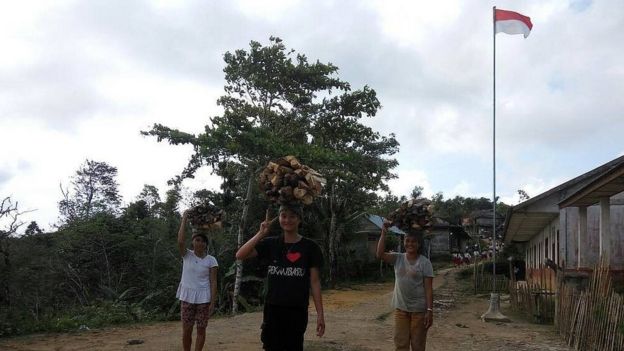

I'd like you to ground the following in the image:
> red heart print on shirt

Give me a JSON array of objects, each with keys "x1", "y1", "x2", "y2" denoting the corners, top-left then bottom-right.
[{"x1": 286, "y1": 252, "x2": 301, "y2": 263}]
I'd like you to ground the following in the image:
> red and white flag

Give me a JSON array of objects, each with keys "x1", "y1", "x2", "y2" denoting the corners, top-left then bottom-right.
[{"x1": 495, "y1": 9, "x2": 533, "y2": 38}]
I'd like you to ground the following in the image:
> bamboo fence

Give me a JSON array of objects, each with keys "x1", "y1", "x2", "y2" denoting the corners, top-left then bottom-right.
[
  {"x1": 509, "y1": 264, "x2": 557, "y2": 323},
  {"x1": 473, "y1": 261, "x2": 509, "y2": 294},
  {"x1": 555, "y1": 261, "x2": 624, "y2": 351}
]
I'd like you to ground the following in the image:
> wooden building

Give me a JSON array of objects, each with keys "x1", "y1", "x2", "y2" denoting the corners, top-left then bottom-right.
[
  {"x1": 351, "y1": 214, "x2": 469, "y2": 260},
  {"x1": 462, "y1": 209, "x2": 505, "y2": 240},
  {"x1": 503, "y1": 155, "x2": 624, "y2": 288},
  {"x1": 351, "y1": 214, "x2": 404, "y2": 261},
  {"x1": 424, "y1": 217, "x2": 471, "y2": 258}
]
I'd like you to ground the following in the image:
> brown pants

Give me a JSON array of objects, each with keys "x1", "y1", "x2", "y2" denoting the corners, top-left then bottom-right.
[{"x1": 394, "y1": 309, "x2": 428, "y2": 351}]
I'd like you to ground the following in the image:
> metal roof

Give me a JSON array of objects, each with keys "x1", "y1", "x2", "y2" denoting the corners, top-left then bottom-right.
[
  {"x1": 362, "y1": 214, "x2": 405, "y2": 235},
  {"x1": 559, "y1": 163, "x2": 624, "y2": 208},
  {"x1": 504, "y1": 154, "x2": 624, "y2": 243}
]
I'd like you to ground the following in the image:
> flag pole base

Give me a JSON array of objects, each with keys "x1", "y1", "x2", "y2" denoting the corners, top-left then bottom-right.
[{"x1": 481, "y1": 293, "x2": 511, "y2": 322}]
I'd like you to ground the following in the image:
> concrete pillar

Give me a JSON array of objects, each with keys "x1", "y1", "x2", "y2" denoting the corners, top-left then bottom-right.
[
  {"x1": 600, "y1": 197, "x2": 611, "y2": 264},
  {"x1": 577, "y1": 207, "x2": 587, "y2": 268}
]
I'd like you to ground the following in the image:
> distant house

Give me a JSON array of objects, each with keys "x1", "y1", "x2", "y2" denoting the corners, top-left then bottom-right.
[
  {"x1": 351, "y1": 214, "x2": 404, "y2": 261},
  {"x1": 503, "y1": 155, "x2": 624, "y2": 288},
  {"x1": 424, "y1": 217, "x2": 471, "y2": 258},
  {"x1": 351, "y1": 214, "x2": 470, "y2": 260},
  {"x1": 462, "y1": 209, "x2": 505, "y2": 241}
]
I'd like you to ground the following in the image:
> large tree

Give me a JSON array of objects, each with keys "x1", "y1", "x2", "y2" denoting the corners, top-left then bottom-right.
[
  {"x1": 144, "y1": 37, "x2": 398, "y2": 310},
  {"x1": 58, "y1": 160, "x2": 121, "y2": 224}
]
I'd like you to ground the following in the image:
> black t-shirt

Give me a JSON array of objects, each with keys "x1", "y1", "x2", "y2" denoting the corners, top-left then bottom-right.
[{"x1": 255, "y1": 235, "x2": 323, "y2": 307}]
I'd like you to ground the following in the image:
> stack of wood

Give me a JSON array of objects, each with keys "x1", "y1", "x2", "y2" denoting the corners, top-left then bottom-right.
[
  {"x1": 259, "y1": 156, "x2": 326, "y2": 205},
  {"x1": 188, "y1": 202, "x2": 225, "y2": 231},
  {"x1": 387, "y1": 198, "x2": 434, "y2": 231}
]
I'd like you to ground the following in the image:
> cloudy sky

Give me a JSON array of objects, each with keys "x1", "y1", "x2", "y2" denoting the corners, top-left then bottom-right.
[{"x1": 1, "y1": 0, "x2": 623, "y2": 231}]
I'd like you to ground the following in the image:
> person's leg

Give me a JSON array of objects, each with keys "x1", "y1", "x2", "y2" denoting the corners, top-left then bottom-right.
[
  {"x1": 182, "y1": 324, "x2": 194, "y2": 351},
  {"x1": 180, "y1": 302, "x2": 196, "y2": 351},
  {"x1": 409, "y1": 312, "x2": 428, "y2": 351},
  {"x1": 261, "y1": 304, "x2": 281, "y2": 351},
  {"x1": 394, "y1": 309, "x2": 411, "y2": 351},
  {"x1": 282, "y1": 306, "x2": 308, "y2": 351},
  {"x1": 195, "y1": 326, "x2": 206, "y2": 351},
  {"x1": 194, "y1": 303, "x2": 210, "y2": 351}
]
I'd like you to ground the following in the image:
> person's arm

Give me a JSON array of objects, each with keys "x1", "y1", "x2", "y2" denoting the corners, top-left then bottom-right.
[
  {"x1": 310, "y1": 267, "x2": 325, "y2": 337},
  {"x1": 376, "y1": 220, "x2": 397, "y2": 264},
  {"x1": 235, "y1": 212, "x2": 273, "y2": 260},
  {"x1": 424, "y1": 276, "x2": 433, "y2": 328},
  {"x1": 209, "y1": 266, "x2": 218, "y2": 316},
  {"x1": 177, "y1": 210, "x2": 189, "y2": 257}
]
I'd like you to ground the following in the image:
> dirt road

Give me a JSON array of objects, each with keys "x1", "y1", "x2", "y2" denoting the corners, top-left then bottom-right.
[{"x1": 0, "y1": 269, "x2": 570, "y2": 350}]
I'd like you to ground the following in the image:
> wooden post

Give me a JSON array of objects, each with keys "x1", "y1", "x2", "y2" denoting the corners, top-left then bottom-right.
[
  {"x1": 474, "y1": 257, "x2": 478, "y2": 295},
  {"x1": 578, "y1": 206, "x2": 587, "y2": 269},
  {"x1": 600, "y1": 198, "x2": 611, "y2": 264}
]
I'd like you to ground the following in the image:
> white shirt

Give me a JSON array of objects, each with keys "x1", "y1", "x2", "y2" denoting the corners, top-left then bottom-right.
[
  {"x1": 176, "y1": 249, "x2": 218, "y2": 304},
  {"x1": 391, "y1": 253, "x2": 434, "y2": 312}
]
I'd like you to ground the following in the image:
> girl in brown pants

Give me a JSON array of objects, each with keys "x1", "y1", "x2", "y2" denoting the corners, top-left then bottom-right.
[{"x1": 377, "y1": 223, "x2": 434, "y2": 351}]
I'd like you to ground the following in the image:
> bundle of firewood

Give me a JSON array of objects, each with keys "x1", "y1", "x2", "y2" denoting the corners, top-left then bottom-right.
[
  {"x1": 387, "y1": 198, "x2": 434, "y2": 231},
  {"x1": 188, "y1": 202, "x2": 225, "y2": 230},
  {"x1": 259, "y1": 156, "x2": 326, "y2": 205}
]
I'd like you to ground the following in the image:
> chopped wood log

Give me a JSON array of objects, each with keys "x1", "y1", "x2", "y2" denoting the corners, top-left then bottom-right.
[
  {"x1": 188, "y1": 202, "x2": 225, "y2": 231},
  {"x1": 259, "y1": 155, "x2": 326, "y2": 206},
  {"x1": 387, "y1": 198, "x2": 434, "y2": 231}
]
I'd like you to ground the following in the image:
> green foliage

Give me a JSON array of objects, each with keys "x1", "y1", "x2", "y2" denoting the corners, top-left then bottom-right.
[
  {"x1": 456, "y1": 267, "x2": 474, "y2": 280},
  {"x1": 58, "y1": 160, "x2": 121, "y2": 224},
  {"x1": 0, "y1": 182, "x2": 190, "y2": 337},
  {"x1": 411, "y1": 186, "x2": 424, "y2": 200},
  {"x1": 430, "y1": 192, "x2": 510, "y2": 226}
]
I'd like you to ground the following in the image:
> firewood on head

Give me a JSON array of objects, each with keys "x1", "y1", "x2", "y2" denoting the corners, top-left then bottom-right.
[
  {"x1": 259, "y1": 155, "x2": 325, "y2": 207},
  {"x1": 188, "y1": 202, "x2": 226, "y2": 232},
  {"x1": 293, "y1": 187, "x2": 307, "y2": 199},
  {"x1": 387, "y1": 198, "x2": 434, "y2": 232},
  {"x1": 285, "y1": 155, "x2": 302, "y2": 169}
]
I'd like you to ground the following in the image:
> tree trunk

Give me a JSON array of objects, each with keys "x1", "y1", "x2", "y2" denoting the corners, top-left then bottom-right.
[
  {"x1": 99, "y1": 235, "x2": 112, "y2": 290},
  {"x1": 232, "y1": 173, "x2": 254, "y2": 314},
  {"x1": 328, "y1": 185, "x2": 338, "y2": 288}
]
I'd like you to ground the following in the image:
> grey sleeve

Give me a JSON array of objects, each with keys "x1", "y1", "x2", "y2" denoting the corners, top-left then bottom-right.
[{"x1": 424, "y1": 259, "x2": 434, "y2": 277}]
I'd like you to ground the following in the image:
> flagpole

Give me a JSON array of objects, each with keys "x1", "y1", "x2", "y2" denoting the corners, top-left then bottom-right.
[
  {"x1": 492, "y1": 5, "x2": 497, "y2": 293},
  {"x1": 481, "y1": 5, "x2": 509, "y2": 323}
]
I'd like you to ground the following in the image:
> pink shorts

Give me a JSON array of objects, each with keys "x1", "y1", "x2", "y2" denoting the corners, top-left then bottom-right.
[{"x1": 180, "y1": 301, "x2": 211, "y2": 328}]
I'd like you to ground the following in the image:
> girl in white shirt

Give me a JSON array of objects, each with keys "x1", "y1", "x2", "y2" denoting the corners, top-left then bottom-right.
[
  {"x1": 176, "y1": 210, "x2": 218, "y2": 351},
  {"x1": 377, "y1": 222, "x2": 434, "y2": 351}
]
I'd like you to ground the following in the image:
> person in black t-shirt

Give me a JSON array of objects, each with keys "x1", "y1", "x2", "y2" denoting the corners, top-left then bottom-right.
[{"x1": 235, "y1": 203, "x2": 325, "y2": 351}]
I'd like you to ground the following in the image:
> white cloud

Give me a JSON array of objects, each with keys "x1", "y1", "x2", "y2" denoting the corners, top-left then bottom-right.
[
  {"x1": 233, "y1": 0, "x2": 303, "y2": 21},
  {"x1": 499, "y1": 176, "x2": 566, "y2": 206},
  {"x1": 387, "y1": 168, "x2": 433, "y2": 198},
  {"x1": 368, "y1": 0, "x2": 462, "y2": 47},
  {"x1": 2, "y1": 0, "x2": 624, "y2": 232}
]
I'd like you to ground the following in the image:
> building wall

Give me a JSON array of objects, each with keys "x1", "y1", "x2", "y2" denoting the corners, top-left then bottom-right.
[
  {"x1": 560, "y1": 193, "x2": 624, "y2": 270},
  {"x1": 427, "y1": 229, "x2": 451, "y2": 258},
  {"x1": 526, "y1": 217, "x2": 560, "y2": 269}
]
